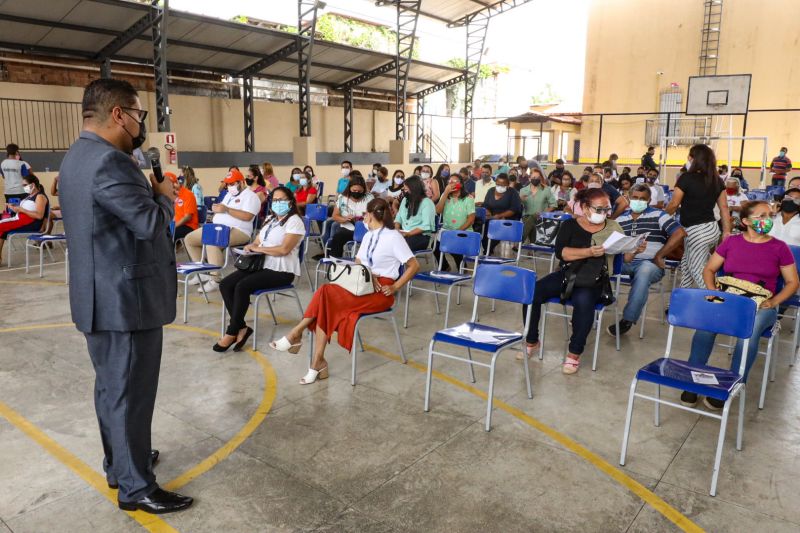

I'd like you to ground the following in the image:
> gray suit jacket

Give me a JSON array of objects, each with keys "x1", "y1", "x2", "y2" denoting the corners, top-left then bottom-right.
[{"x1": 60, "y1": 131, "x2": 177, "y2": 333}]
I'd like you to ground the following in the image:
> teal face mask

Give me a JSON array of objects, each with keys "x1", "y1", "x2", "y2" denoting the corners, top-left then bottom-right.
[
  {"x1": 272, "y1": 200, "x2": 290, "y2": 216},
  {"x1": 630, "y1": 199, "x2": 648, "y2": 213}
]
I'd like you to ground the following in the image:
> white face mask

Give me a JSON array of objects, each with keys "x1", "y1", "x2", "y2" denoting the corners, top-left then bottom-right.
[
  {"x1": 394, "y1": 177, "x2": 404, "y2": 185},
  {"x1": 292, "y1": 173, "x2": 303, "y2": 181},
  {"x1": 587, "y1": 182, "x2": 602, "y2": 189},
  {"x1": 685, "y1": 159, "x2": 692, "y2": 171},
  {"x1": 341, "y1": 168, "x2": 351, "y2": 177},
  {"x1": 227, "y1": 185, "x2": 240, "y2": 196},
  {"x1": 23, "y1": 184, "x2": 32, "y2": 194},
  {"x1": 495, "y1": 185, "x2": 507, "y2": 194},
  {"x1": 588, "y1": 211, "x2": 607, "y2": 224},
  {"x1": 420, "y1": 172, "x2": 431, "y2": 180}
]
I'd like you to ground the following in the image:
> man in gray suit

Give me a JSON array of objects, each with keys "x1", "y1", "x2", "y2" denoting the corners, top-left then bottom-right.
[{"x1": 59, "y1": 79, "x2": 193, "y2": 514}]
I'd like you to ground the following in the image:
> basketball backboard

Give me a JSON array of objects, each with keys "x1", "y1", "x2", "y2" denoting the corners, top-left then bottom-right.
[{"x1": 686, "y1": 74, "x2": 751, "y2": 115}]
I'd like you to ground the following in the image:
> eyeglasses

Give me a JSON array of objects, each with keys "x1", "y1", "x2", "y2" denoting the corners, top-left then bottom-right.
[
  {"x1": 121, "y1": 107, "x2": 148, "y2": 122},
  {"x1": 588, "y1": 205, "x2": 613, "y2": 214}
]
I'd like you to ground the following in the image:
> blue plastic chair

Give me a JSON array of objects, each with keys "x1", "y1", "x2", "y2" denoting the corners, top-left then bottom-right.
[
  {"x1": 463, "y1": 219, "x2": 524, "y2": 273},
  {"x1": 176, "y1": 224, "x2": 231, "y2": 323},
  {"x1": 220, "y1": 222, "x2": 307, "y2": 348},
  {"x1": 25, "y1": 233, "x2": 66, "y2": 278},
  {"x1": 779, "y1": 245, "x2": 800, "y2": 367},
  {"x1": 304, "y1": 203, "x2": 329, "y2": 254},
  {"x1": 424, "y1": 264, "x2": 537, "y2": 431},
  {"x1": 203, "y1": 196, "x2": 217, "y2": 211},
  {"x1": 520, "y1": 211, "x2": 572, "y2": 273},
  {"x1": 538, "y1": 254, "x2": 624, "y2": 370},
  {"x1": 619, "y1": 289, "x2": 757, "y2": 497},
  {"x1": 6, "y1": 202, "x2": 49, "y2": 268},
  {"x1": 746, "y1": 190, "x2": 768, "y2": 201},
  {"x1": 473, "y1": 206, "x2": 487, "y2": 235},
  {"x1": 403, "y1": 230, "x2": 482, "y2": 329},
  {"x1": 197, "y1": 205, "x2": 208, "y2": 225}
]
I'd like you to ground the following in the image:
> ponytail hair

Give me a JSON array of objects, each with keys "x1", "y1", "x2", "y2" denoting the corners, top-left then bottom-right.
[{"x1": 366, "y1": 198, "x2": 394, "y2": 229}]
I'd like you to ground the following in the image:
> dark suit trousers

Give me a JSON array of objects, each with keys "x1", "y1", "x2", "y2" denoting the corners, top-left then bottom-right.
[{"x1": 84, "y1": 328, "x2": 163, "y2": 502}]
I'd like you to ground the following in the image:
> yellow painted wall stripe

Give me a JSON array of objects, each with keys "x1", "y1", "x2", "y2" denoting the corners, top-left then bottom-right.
[{"x1": 364, "y1": 343, "x2": 704, "y2": 533}]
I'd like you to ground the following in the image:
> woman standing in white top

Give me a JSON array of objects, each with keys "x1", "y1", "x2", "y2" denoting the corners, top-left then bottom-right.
[
  {"x1": 214, "y1": 186, "x2": 306, "y2": 352},
  {"x1": 271, "y1": 198, "x2": 420, "y2": 384},
  {"x1": 328, "y1": 174, "x2": 373, "y2": 258}
]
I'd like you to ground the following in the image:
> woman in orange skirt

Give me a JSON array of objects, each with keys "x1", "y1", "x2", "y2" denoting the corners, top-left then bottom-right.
[{"x1": 271, "y1": 198, "x2": 420, "y2": 384}]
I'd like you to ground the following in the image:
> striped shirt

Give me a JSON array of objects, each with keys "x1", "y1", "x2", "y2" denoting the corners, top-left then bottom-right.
[
  {"x1": 616, "y1": 207, "x2": 682, "y2": 260},
  {"x1": 771, "y1": 155, "x2": 792, "y2": 176}
]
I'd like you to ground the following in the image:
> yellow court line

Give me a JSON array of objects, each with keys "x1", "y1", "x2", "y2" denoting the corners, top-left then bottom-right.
[
  {"x1": 363, "y1": 343, "x2": 704, "y2": 533},
  {"x1": 0, "y1": 323, "x2": 279, "y2": 533}
]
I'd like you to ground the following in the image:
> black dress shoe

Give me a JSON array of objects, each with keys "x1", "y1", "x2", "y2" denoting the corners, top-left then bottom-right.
[
  {"x1": 108, "y1": 450, "x2": 160, "y2": 489},
  {"x1": 118, "y1": 488, "x2": 193, "y2": 514},
  {"x1": 233, "y1": 327, "x2": 254, "y2": 352},
  {"x1": 212, "y1": 338, "x2": 236, "y2": 352}
]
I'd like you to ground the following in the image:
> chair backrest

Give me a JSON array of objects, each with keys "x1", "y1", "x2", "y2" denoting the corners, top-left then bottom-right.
[
  {"x1": 473, "y1": 264, "x2": 537, "y2": 305},
  {"x1": 305, "y1": 203, "x2": 328, "y2": 222},
  {"x1": 790, "y1": 245, "x2": 800, "y2": 277},
  {"x1": 486, "y1": 219, "x2": 524, "y2": 243},
  {"x1": 767, "y1": 185, "x2": 785, "y2": 196},
  {"x1": 316, "y1": 181, "x2": 324, "y2": 199},
  {"x1": 203, "y1": 196, "x2": 217, "y2": 210},
  {"x1": 169, "y1": 220, "x2": 175, "y2": 237},
  {"x1": 661, "y1": 184, "x2": 670, "y2": 194},
  {"x1": 353, "y1": 221, "x2": 368, "y2": 243},
  {"x1": 539, "y1": 211, "x2": 572, "y2": 221},
  {"x1": 667, "y1": 288, "x2": 756, "y2": 339},
  {"x1": 439, "y1": 230, "x2": 482, "y2": 257},
  {"x1": 612, "y1": 253, "x2": 623, "y2": 275},
  {"x1": 747, "y1": 190, "x2": 768, "y2": 201},
  {"x1": 474, "y1": 206, "x2": 487, "y2": 222},
  {"x1": 201, "y1": 223, "x2": 231, "y2": 248},
  {"x1": 197, "y1": 205, "x2": 208, "y2": 225},
  {"x1": 299, "y1": 216, "x2": 310, "y2": 263}
]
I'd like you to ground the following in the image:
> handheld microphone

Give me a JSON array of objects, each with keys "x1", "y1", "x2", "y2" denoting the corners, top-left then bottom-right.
[{"x1": 145, "y1": 147, "x2": 164, "y2": 183}]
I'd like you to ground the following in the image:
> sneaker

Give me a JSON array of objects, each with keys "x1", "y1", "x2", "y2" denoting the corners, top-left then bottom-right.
[
  {"x1": 198, "y1": 279, "x2": 219, "y2": 293},
  {"x1": 187, "y1": 274, "x2": 208, "y2": 286},
  {"x1": 680, "y1": 391, "x2": 698, "y2": 407},
  {"x1": 703, "y1": 396, "x2": 725, "y2": 410},
  {"x1": 607, "y1": 319, "x2": 633, "y2": 337}
]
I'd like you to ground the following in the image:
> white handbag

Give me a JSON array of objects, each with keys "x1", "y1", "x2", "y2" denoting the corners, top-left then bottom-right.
[{"x1": 326, "y1": 260, "x2": 377, "y2": 296}]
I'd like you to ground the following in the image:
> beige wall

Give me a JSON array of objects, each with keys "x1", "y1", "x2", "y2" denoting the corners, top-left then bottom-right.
[
  {"x1": 582, "y1": 0, "x2": 800, "y2": 168},
  {"x1": 0, "y1": 81, "x2": 400, "y2": 153}
]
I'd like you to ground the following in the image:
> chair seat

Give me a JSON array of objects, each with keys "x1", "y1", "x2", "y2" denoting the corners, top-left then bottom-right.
[
  {"x1": 177, "y1": 262, "x2": 221, "y2": 275},
  {"x1": 414, "y1": 271, "x2": 472, "y2": 285},
  {"x1": 463, "y1": 256, "x2": 515, "y2": 265},
  {"x1": 27, "y1": 234, "x2": 66, "y2": 242},
  {"x1": 636, "y1": 357, "x2": 742, "y2": 401},
  {"x1": 545, "y1": 296, "x2": 613, "y2": 310},
  {"x1": 521, "y1": 244, "x2": 554, "y2": 253},
  {"x1": 433, "y1": 322, "x2": 523, "y2": 352},
  {"x1": 252, "y1": 285, "x2": 295, "y2": 296},
  {"x1": 783, "y1": 294, "x2": 800, "y2": 308},
  {"x1": 414, "y1": 249, "x2": 434, "y2": 255}
]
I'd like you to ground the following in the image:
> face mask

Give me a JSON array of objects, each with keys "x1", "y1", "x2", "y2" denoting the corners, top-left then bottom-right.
[
  {"x1": 588, "y1": 211, "x2": 607, "y2": 224},
  {"x1": 420, "y1": 172, "x2": 431, "y2": 180},
  {"x1": 587, "y1": 182, "x2": 602, "y2": 189},
  {"x1": 685, "y1": 159, "x2": 692, "y2": 171},
  {"x1": 245, "y1": 178, "x2": 254, "y2": 186},
  {"x1": 751, "y1": 218, "x2": 773, "y2": 234},
  {"x1": 450, "y1": 182, "x2": 461, "y2": 193},
  {"x1": 341, "y1": 168, "x2": 351, "y2": 177},
  {"x1": 780, "y1": 151, "x2": 787, "y2": 157},
  {"x1": 732, "y1": 173, "x2": 743, "y2": 179},
  {"x1": 630, "y1": 199, "x2": 648, "y2": 213},
  {"x1": 123, "y1": 112, "x2": 146, "y2": 150},
  {"x1": 394, "y1": 177, "x2": 404, "y2": 185},
  {"x1": 292, "y1": 173, "x2": 302, "y2": 181},
  {"x1": 781, "y1": 199, "x2": 800, "y2": 214},
  {"x1": 23, "y1": 184, "x2": 32, "y2": 194},
  {"x1": 272, "y1": 200, "x2": 290, "y2": 216},
  {"x1": 228, "y1": 184, "x2": 241, "y2": 196},
  {"x1": 531, "y1": 178, "x2": 542, "y2": 187},
  {"x1": 726, "y1": 187, "x2": 739, "y2": 195},
  {"x1": 350, "y1": 190, "x2": 365, "y2": 200},
  {"x1": 441, "y1": 169, "x2": 450, "y2": 178},
  {"x1": 646, "y1": 176, "x2": 657, "y2": 183},
  {"x1": 299, "y1": 178, "x2": 308, "y2": 187},
  {"x1": 305, "y1": 170, "x2": 314, "y2": 177},
  {"x1": 482, "y1": 174, "x2": 491, "y2": 182},
  {"x1": 495, "y1": 186, "x2": 507, "y2": 194}
]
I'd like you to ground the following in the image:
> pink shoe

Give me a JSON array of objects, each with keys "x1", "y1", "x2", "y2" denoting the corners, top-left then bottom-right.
[{"x1": 562, "y1": 355, "x2": 580, "y2": 375}]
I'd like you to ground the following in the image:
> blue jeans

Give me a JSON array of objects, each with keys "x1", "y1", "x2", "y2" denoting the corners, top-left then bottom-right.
[
  {"x1": 620, "y1": 260, "x2": 665, "y2": 323},
  {"x1": 687, "y1": 307, "x2": 778, "y2": 382},
  {"x1": 322, "y1": 221, "x2": 340, "y2": 250}
]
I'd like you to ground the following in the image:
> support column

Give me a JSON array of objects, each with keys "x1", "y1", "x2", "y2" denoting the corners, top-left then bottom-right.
[
  {"x1": 395, "y1": 1, "x2": 421, "y2": 140},
  {"x1": 100, "y1": 58, "x2": 112, "y2": 79},
  {"x1": 293, "y1": 136, "x2": 316, "y2": 167},
  {"x1": 458, "y1": 143, "x2": 473, "y2": 164},
  {"x1": 390, "y1": 139, "x2": 412, "y2": 165},
  {"x1": 297, "y1": 0, "x2": 319, "y2": 138},
  {"x1": 243, "y1": 75, "x2": 255, "y2": 152},
  {"x1": 415, "y1": 96, "x2": 425, "y2": 155},
  {"x1": 151, "y1": 0, "x2": 170, "y2": 132},
  {"x1": 343, "y1": 88, "x2": 353, "y2": 153}
]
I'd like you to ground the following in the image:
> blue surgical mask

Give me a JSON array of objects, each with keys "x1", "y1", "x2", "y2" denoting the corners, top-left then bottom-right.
[
  {"x1": 630, "y1": 199, "x2": 648, "y2": 213},
  {"x1": 441, "y1": 169, "x2": 450, "y2": 177},
  {"x1": 272, "y1": 200, "x2": 290, "y2": 216},
  {"x1": 292, "y1": 173, "x2": 303, "y2": 181},
  {"x1": 299, "y1": 178, "x2": 308, "y2": 187},
  {"x1": 780, "y1": 151, "x2": 786, "y2": 157}
]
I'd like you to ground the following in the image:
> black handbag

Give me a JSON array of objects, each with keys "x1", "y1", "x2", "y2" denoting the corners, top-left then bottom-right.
[
  {"x1": 560, "y1": 256, "x2": 614, "y2": 306},
  {"x1": 234, "y1": 253, "x2": 265, "y2": 272},
  {"x1": 534, "y1": 216, "x2": 565, "y2": 247}
]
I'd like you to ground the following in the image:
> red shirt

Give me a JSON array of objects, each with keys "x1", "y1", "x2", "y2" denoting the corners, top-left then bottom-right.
[
  {"x1": 296, "y1": 186, "x2": 318, "y2": 204},
  {"x1": 174, "y1": 186, "x2": 199, "y2": 230}
]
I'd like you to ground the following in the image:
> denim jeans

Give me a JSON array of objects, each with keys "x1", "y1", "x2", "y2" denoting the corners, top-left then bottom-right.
[
  {"x1": 322, "y1": 221, "x2": 340, "y2": 251},
  {"x1": 687, "y1": 307, "x2": 778, "y2": 382},
  {"x1": 522, "y1": 270, "x2": 602, "y2": 355},
  {"x1": 620, "y1": 259, "x2": 665, "y2": 323}
]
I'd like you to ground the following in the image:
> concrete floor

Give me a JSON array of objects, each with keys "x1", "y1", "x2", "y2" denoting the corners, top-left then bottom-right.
[{"x1": 1, "y1": 247, "x2": 800, "y2": 533}]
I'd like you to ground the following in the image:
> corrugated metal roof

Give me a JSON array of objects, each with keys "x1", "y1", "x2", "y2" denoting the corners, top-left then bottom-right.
[
  {"x1": 0, "y1": 0, "x2": 464, "y2": 95},
  {"x1": 375, "y1": 0, "x2": 534, "y2": 26}
]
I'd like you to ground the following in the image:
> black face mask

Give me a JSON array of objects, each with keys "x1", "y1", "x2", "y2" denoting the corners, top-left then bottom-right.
[
  {"x1": 531, "y1": 178, "x2": 542, "y2": 187},
  {"x1": 350, "y1": 191, "x2": 365, "y2": 200},
  {"x1": 122, "y1": 111, "x2": 146, "y2": 151},
  {"x1": 245, "y1": 178, "x2": 254, "y2": 186},
  {"x1": 781, "y1": 199, "x2": 800, "y2": 214}
]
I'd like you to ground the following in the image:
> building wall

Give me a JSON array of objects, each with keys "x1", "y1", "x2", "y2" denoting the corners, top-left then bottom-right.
[{"x1": 582, "y1": 0, "x2": 800, "y2": 169}]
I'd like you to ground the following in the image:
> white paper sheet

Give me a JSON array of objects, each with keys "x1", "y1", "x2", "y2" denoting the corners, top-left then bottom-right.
[
  {"x1": 690, "y1": 371, "x2": 719, "y2": 385},
  {"x1": 602, "y1": 231, "x2": 650, "y2": 255}
]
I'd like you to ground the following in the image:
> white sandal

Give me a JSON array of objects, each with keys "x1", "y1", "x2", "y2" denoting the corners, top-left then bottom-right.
[
  {"x1": 299, "y1": 366, "x2": 329, "y2": 385},
  {"x1": 269, "y1": 336, "x2": 302, "y2": 354}
]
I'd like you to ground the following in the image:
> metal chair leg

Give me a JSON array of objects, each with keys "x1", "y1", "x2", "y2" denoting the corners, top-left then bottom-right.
[
  {"x1": 759, "y1": 338, "x2": 773, "y2": 409},
  {"x1": 592, "y1": 309, "x2": 603, "y2": 371},
  {"x1": 253, "y1": 295, "x2": 261, "y2": 350},
  {"x1": 39, "y1": 244, "x2": 44, "y2": 278},
  {"x1": 466, "y1": 347, "x2": 476, "y2": 383},
  {"x1": 182, "y1": 278, "x2": 190, "y2": 323},
  {"x1": 538, "y1": 302, "x2": 548, "y2": 360},
  {"x1": 710, "y1": 402, "x2": 732, "y2": 496},
  {"x1": 619, "y1": 378, "x2": 638, "y2": 466},
  {"x1": 403, "y1": 282, "x2": 411, "y2": 328},
  {"x1": 654, "y1": 384, "x2": 660, "y2": 427},
  {"x1": 264, "y1": 293, "x2": 278, "y2": 325},
  {"x1": 736, "y1": 387, "x2": 746, "y2": 451},
  {"x1": 423, "y1": 340, "x2": 435, "y2": 412},
  {"x1": 390, "y1": 313, "x2": 406, "y2": 363},
  {"x1": 522, "y1": 344, "x2": 533, "y2": 399},
  {"x1": 485, "y1": 353, "x2": 500, "y2": 432}
]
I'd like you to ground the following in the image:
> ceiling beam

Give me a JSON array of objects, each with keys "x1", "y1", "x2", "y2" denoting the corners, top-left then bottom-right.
[
  {"x1": 238, "y1": 40, "x2": 300, "y2": 78},
  {"x1": 335, "y1": 60, "x2": 396, "y2": 90},
  {"x1": 94, "y1": 13, "x2": 152, "y2": 60}
]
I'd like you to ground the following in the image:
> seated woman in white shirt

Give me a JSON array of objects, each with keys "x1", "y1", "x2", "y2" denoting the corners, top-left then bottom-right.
[
  {"x1": 770, "y1": 187, "x2": 800, "y2": 246},
  {"x1": 0, "y1": 174, "x2": 48, "y2": 263},
  {"x1": 271, "y1": 198, "x2": 420, "y2": 384},
  {"x1": 328, "y1": 175, "x2": 373, "y2": 258},
  {"x1": 214, "y1": 186, "x2": 306, "y2": 352},
  {"x1": 184, "y1": 168, "x2": 262, "y2": 293},
  {"x1": 369, "y1": 166, "x2": 392, "y2": 196}
]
